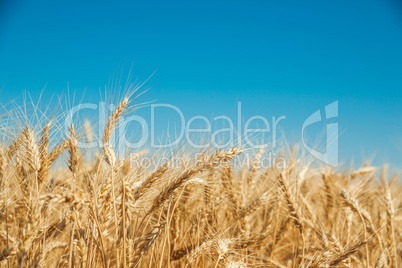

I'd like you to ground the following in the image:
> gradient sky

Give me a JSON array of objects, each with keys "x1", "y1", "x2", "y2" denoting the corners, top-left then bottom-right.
[{"x1": 1, "y1": 0, "x2": 402, "y2": 168}]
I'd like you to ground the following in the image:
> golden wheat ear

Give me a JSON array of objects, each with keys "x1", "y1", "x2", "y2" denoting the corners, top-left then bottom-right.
[
  {"x1": 38, "y1": 121, "x2": 51, "y2": 184},
  {"x1": 84, "y1": 120, "x2": 93, "y2": 144},
  {"x1": 67, "y1": 124, "x2": 79, "y2": 176},
  {"x1": 381, "y1": 168, "x2": 397, "y2": 268},
  {"x1": 23, "y1": 126, "x2": 41, "y2": 173},
  {"x1": 351, "y1": 166, "x2": 376, "y2": 180},
  {"x1": 48, "y1": 139, "x2": 68, "y2": 165},
  {"x1": 102, "y1": 97, "x2": 128, "y2": 146}
]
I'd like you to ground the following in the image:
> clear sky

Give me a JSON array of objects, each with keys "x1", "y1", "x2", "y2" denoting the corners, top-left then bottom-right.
[{"x1": 1, "y1": 0, "x2": 402, "y2": 168}]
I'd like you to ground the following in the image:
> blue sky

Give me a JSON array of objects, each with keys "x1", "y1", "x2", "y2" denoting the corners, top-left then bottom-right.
[{"x1": 1, "y1": 0, "x2": 402, "y2": 168}]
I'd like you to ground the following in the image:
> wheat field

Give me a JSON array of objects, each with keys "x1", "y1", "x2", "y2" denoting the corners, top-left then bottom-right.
[{"x1": 0, "y1": 94, "x2": 401, "y2": 268}]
